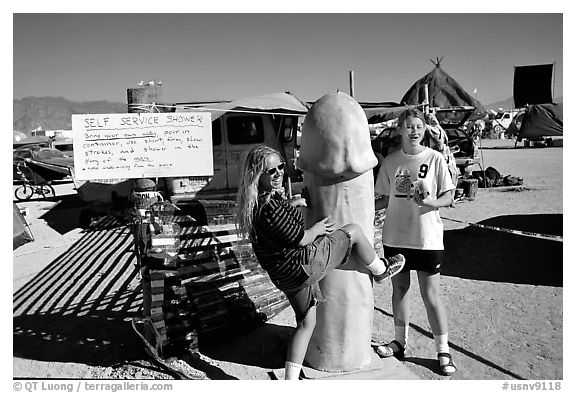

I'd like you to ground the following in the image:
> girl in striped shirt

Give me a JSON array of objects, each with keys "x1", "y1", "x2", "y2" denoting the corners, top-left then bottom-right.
[{"x1": 236, "y1": 145, "x2": 405, "y2": 380}]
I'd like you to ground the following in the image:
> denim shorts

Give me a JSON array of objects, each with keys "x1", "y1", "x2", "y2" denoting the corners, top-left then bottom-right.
[{"x1": 285, "y1": 228, "x2": 353, "y2": 322}]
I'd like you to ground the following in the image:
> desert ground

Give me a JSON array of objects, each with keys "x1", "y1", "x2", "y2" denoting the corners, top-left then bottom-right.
[{"x1": 12, "y1": 138, "x2": 564, "y2": 381}]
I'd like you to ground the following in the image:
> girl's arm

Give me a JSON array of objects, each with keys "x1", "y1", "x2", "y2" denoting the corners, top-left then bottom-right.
[
  {"x1": 289, "y1": 195, "x2": 307, "y2": 208},
  {"x1": 414, "y1": 189, "x2": 454, "y2": 208},
  {"x1": 297, "y1": 216, "x2": 335, "y2": 246},
  {"x1": 432, "y1": 189, "x2": 455, "y2": 208}
]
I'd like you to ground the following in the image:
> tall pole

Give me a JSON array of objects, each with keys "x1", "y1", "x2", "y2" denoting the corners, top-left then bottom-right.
[
  {"x1": 424, "y1": 83, "x2": 430, "y2": 114},
  {"x1": 552, "y1": 61, "x2": 556, "y2": 100},
  {"x1": 475, "y1": 88, "x2": 488, "y2": 187},
  {"x1": 349, "y1": 70, "x2": 355, "y2": 98}
]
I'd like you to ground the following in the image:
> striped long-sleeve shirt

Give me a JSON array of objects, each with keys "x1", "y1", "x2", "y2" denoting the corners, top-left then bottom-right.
[{"x1": 251, "y1": 192, "x2": 309, "y2": 292}]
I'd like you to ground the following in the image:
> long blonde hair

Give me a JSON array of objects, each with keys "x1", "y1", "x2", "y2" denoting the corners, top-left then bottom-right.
[{"x1": 236, "y1": 145, "x2": 280, "y2": 240}]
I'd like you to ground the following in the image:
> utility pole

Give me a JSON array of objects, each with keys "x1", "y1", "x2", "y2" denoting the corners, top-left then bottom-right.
[{"x1": 349, "y1": 70, "x2": 355, "y2": 98}]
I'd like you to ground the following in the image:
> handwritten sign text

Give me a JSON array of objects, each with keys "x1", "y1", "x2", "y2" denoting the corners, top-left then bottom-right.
[{"x1": 72, "y1": 113, "x2": 213, "y2": 180}]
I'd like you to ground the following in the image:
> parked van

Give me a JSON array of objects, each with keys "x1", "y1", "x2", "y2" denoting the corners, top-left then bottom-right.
[
  {"x1": 52, "y1": 137, "x2": 75, "y2": 155},
  {"x1": 166, "y1": 93, "x2": 307, "y2": 204},
  {"x1": 490, "y1": 109, "x2": 521, "y2": 135}
]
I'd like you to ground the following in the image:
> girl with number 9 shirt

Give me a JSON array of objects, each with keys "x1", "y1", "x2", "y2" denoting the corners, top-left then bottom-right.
[{"x1": 374, "y1": 108, "x2": 457, "y2": 376}]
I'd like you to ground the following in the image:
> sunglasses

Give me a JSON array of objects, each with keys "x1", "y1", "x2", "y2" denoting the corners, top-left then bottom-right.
[{"x1": 265, "y1": 163, "x2": 285, "y2": 176}]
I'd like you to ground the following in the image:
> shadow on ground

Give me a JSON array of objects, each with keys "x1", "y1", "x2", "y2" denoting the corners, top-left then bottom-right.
[
  {"x1": 39, "y1": 191, "x2": 130, "y2": 234},
  {"x1": 443, "y1": 214, "x2": 562, "y2": 286},
  {"x1": 13, "y1": 313, "x2": 146, "y2": 365},
  {"x1": 13, "y1": 221, "x2": 144, "y2": 367},
  {"x1": 13, "y1": 213, "x2": 286, "y2": 379},
  {"x1": 200, "y1": 323, "x2": 292, "y2": 370},
  {"x1": 37, "y1": 193, "x2": 90, "y2": 234}
]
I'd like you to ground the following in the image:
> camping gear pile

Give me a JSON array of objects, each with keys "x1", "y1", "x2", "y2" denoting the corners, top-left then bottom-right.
[{"x1": 471, "y1": 166, "x2": 524, "y2": 188}]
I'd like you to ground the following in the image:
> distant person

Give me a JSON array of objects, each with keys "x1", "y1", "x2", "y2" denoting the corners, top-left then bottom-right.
[
  {"x1": 424, "y1": 112, "x2": 458, "y2": 187},
  {"x1": 236, "y1": 145, "x2": 405, "y2": 380},
  {"x1": 472, "y1": 119, "x2": 486, "y2": 140},
  {"x1": 374, "y1": 108, "x2": 457, "y2": 376}
]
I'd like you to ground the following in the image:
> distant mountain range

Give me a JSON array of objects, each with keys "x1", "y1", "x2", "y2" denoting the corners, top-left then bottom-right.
[
  {"x1": 13, "y1": 95, "x2": 564, "y2": 133},
  {"x1": 484, "y1": 96, "x2": 563, "y2": 112},
  {"x1": 13, "y1": 97, "x2": 126, "y2": 134}
]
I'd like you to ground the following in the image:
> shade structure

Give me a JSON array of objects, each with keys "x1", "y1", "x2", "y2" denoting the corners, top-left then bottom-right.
[{"x1": 177, "y1": 92, "x2": 309, "y2": 121}]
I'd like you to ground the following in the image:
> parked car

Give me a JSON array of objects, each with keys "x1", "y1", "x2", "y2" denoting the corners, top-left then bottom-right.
[
  {"x1": 490, "y1": 110, "x2": 521, "y2": 135},
  {"x1": 13, "y1": 145, "x2": 74, "y2": 181},
  {"x1": 371, "y1": 106, "x2": 480, "y2": 176},
  {"x1": 433, "y1": 106, "x2": 480, "y2": 175}
]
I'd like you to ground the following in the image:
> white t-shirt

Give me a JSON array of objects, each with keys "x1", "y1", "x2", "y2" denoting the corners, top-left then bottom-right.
[{"x1": 375, "y1": 147, "x2": 455, "y2": 250}]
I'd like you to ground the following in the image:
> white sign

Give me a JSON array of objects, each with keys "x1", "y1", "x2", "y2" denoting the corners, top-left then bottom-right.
[{"x1": 72, "y1": 112, "x2": 213, "y2": 180}]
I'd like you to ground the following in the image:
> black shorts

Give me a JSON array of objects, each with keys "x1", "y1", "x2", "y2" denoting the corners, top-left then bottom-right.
[{"x1": 383, "y1": 245, "x2": 444, "y2": 274}]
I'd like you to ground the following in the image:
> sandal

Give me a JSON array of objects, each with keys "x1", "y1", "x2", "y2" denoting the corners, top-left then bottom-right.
[
  {"x1": 438, "y1": 352, "x2": 457, "y2": 376},
  {"x1": 375, "y1": 340, "x2": 405, "y2": 359}
]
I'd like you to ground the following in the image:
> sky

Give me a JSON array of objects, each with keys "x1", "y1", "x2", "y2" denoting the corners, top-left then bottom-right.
[{"x1": 11, "y1": 9, "x2": 565, "y2": 107}]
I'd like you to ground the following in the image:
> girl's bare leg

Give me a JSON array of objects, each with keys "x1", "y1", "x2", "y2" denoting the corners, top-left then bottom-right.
[
  {"x1": 341, "y1": 223, "x2": 379, "y2": 263},
  {"x1": 391, "y1": 271, "x2": 412, "y2": 339},
  {"x1": 417, "y1": 271, "x2": 448, "y2": 335},
  {"x1": 285, "y1": 306, "x2": 317, "y2": 379},
  {"x1": 341, "y1": 223, "x2": 405, "y2": 281}
]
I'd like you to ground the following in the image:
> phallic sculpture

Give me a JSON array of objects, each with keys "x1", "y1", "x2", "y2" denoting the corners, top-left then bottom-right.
[{"x1": 297, "y1": 92, "x2": 379, "y2": 371}]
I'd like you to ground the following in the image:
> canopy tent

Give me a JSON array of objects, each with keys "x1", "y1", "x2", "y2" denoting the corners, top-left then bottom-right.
[
  {"x1": 177, "y1": 92, "x2": 309, "y2": 120},
  {"x1": 517, "y1": 103, "x2": 563, "y2": 140},
  {"x1": 13, "y1": 203, "x2": 34, "y2": 250},
  {"x1": 359, "y1": 102, "x2": 419, "y2": 124},
  {"x1": 400, "y1": 58, "x2": 486, "y2": 115}
]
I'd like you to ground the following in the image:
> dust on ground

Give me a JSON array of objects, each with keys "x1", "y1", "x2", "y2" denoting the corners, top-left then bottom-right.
[{"x1": 12, "y1": 139, "x2": 564, "y2": 380}]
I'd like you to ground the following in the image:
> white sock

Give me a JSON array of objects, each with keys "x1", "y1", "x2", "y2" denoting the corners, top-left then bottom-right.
[
  {"x1": 366, "y1": 256, "x2": 387, "y2": 275},
  {"x1": 395, "y1": 325, "x2": 409, "y2": 348},
  {"x1": 285, "y1": 361, "x2": 302, "y2": 380},
  {"x1": 434, "y1": 333, "x2": 449, "y2": 354}
]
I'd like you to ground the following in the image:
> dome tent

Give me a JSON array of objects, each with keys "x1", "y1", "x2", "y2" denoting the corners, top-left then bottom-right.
[
  {"x1": 517, "y1": 102, "x2": 563, "y2": 141},
  {"x1": 13, "y1": 131, "x2": 28, "y2": 144},
  {"x1": 400, "y1": 58, "x2": 486, "y2": 115}
]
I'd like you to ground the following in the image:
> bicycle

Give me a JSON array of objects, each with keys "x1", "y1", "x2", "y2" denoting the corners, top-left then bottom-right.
[{"x1": 14, "y1": 161, "x2": 56, "y2": 201}]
